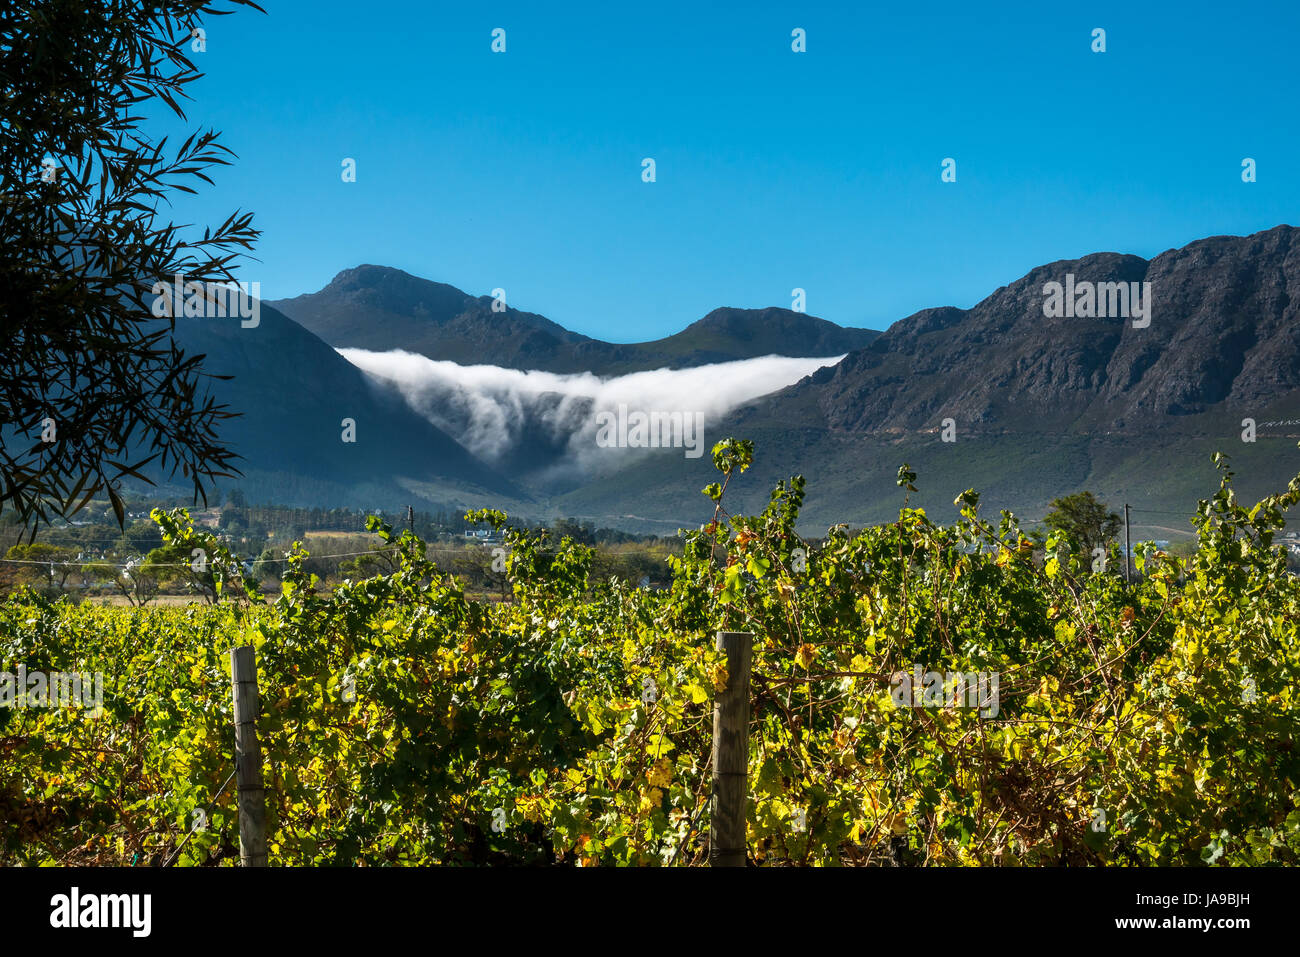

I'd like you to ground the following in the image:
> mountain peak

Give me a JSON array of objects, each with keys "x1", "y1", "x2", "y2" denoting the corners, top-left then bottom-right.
[
  {"x1": 328, "y1": 263, "x2": 419, "y2": 286},
  {"x1": 269, "y1": 274, "x2": 881, "y2": 373},
  {"x1": 664, "y1": 306, "x2": 878, "y2": 356},
  {"x1": 305, "y1": 265, "x2": 474, "y2": 318},
  {"x1": 761, "y1": 224, "x2": 1300, "y2": 435}
]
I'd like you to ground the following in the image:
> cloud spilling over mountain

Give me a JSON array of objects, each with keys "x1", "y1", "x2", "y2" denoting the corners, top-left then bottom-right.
[
  {"x1": 161, "y1": 302, "x2": 526, "y2": 509},
  {"x1": 338, "y1": 348, "x2": 843, "y2": 483},
  {"x1": 150, "y1": 226, "x2": 1300, "y2": 531},
  {"x1": 616, "y1": 224, "x2": 1300, "y2": 531}
]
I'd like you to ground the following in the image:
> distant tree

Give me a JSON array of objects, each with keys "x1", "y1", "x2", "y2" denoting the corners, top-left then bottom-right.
[
  {"x1": 1043, "y1": 492, "x2": 1122, "y2": 555},
  {"x1": 115, "y1": 521, "x2": 164, "y2": 554},
  {"x1": 84, "y1": 556, "x2": 161, "y2": 606},
  {"x1": 338, "y1": 543, "x2": 401, "y2": 579},
  {"x1": 255, "y1": 547, "x2": 282, "y2": 583},
  {"x1": 219, "y1": 509, "x2": 246, "y2": 534},
  {"x1": 1, "y1": 1, "x2": 263, "y2": 535},
  {"x1": 3, "y1": 542, "x2": 79, "y2": 591},
  {"x1": 551, "y1": 517, "x2": 595, "y2": 545},
  {"x1": 141, "y1": 540, "x2": 218, "y2": 602}
]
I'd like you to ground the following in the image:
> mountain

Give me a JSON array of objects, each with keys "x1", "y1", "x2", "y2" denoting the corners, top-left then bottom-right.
[
  {"x1": 555, "y1": 226, "x2": 1300, "y2": 532},
  {"x1": 159, "y1": 301, "x2": 529, "y2": 511},
  {"x1": 268, "y1": 266, "x2": 879, "y2": 374},
  {"x1": 644, "y1": 307, "x2": 878, "y2": 366},
  {"x1": 758, "y1": 225, "x2": 1300, "y2": 435},
  {"x1": 151, "y1": 227, "x2": 1300, "y2": 535}
]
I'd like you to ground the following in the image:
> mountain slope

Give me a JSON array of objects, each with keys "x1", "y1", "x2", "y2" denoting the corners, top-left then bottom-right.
[
  {"x1": 268, "y1": 265, "x2": 878, "y2": 374},
  {"x1": 639, "y1": 307, "x2": 877, "y2": 366},
  {"x1": 186, "y1": 227, "x2": 1300, "y2": 532},
  {"x1": 559, "y1": 226, "x2": 1300, "y2": 531},
  {"x1": 771, "y1": 225, "x2": 1300, "y2": 436},
  {"x1": 162, "y1": 301, "x2": 527, "y2": 510}
]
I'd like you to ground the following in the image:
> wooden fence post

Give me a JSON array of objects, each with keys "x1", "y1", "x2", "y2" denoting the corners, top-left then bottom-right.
[
  {"x1": 709, "y1": 630, "x2": 752, "y2": 866},
  {"x1": 230, "y1": 645, "x2": 268, "y2": 867}
]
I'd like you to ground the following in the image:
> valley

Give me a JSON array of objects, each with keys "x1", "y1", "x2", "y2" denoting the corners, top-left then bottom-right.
[{"x1": 130, "y1": 225, "x2": 1300, "y2": 536}]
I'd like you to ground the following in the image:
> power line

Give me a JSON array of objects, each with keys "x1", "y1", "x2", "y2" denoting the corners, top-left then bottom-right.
[
  {"x1": 0, "y1": 545, "x2": 402, "y2": 571},
  {"x1": 0, "y1": 543, "x2": 680, "y2": 572}
]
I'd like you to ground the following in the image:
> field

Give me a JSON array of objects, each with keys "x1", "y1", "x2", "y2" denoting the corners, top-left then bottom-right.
[{"x1": 2, "y1": 442, "x2": 1298, "y2": 866}]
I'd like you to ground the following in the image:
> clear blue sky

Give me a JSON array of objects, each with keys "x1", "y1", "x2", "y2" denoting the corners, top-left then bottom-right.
[{"x1": 157, "y1": 0, "x2": 1300, "y2": 341}]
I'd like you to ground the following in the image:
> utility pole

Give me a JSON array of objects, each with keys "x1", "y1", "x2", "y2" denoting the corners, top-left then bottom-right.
[{"x1": 1124, "y1": 504, "x2": 1132, "y2": 584}]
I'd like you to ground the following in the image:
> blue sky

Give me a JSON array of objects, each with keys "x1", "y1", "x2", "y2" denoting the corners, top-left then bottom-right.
[{"x1": 157, "y1": 0, "x2": 1300, "y2": 341}]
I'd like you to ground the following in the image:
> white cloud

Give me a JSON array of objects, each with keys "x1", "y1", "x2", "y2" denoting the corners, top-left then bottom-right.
[{"x1": 338, "y1": 349, "x2": 842, "y2": 476}]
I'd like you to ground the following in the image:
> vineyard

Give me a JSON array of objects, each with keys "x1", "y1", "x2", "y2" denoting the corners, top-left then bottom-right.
[{"x1": 2, "y1": 440, "x2": 1299, "y2": 866}]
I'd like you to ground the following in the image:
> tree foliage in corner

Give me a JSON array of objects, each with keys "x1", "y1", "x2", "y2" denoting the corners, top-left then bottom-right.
[{"x1": 0, "y1": 0, "x2": 264, "y2": 535}]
